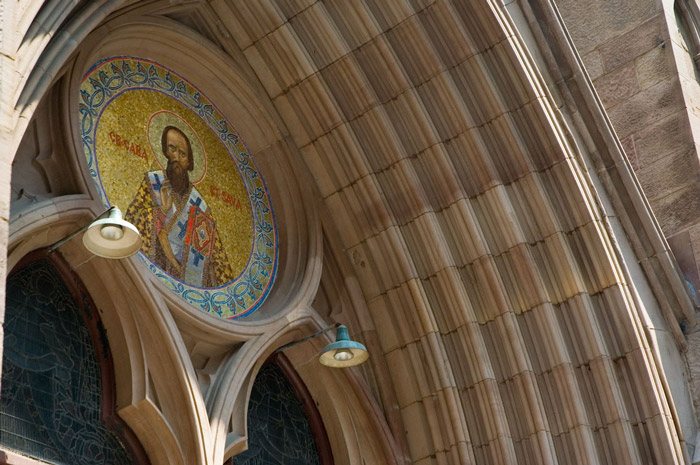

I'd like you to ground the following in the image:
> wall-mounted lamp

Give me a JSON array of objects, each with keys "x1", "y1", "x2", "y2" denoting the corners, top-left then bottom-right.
[
  {"x1": 48, "y1": 206, "x2": 142, "y2": 258},
  {"x1": 275, "y1": 323, "x2": 369, "y2": 368}
]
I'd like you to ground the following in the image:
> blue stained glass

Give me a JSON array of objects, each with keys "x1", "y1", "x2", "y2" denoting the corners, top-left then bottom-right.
[
  {"x1": 0, "y1": 259, "x2": 137, "y2": 464},
  {"x1": 233, "y1": 362, "x2": 322, "y2": 465}
]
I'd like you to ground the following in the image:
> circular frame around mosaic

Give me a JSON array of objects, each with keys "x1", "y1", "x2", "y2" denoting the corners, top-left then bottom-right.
[{"x1": 79, "y1": 56, "x2": 278, "y2": 319}]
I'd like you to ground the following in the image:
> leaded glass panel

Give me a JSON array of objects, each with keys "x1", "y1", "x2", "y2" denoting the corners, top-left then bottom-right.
[
  {"x1": 0, "y1": 259, "x2": 136, "y2": 464},
  {"x1": 233, "y1": 362, "x2": 322, "y2": 465}
]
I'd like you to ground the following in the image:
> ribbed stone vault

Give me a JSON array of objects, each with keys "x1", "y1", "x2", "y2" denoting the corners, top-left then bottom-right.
[{"x1": 223, "y1": 1, "x2": 688, "y2": 464}]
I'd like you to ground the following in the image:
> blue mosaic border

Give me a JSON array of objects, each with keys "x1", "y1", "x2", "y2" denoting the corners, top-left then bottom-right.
[{"x1": 79, "y1": 57, "x2": 278, "y2": 319}]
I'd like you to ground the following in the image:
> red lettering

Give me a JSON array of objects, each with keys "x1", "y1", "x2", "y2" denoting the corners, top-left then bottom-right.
[
  {"x1": 209, "y1": 185, "x2": 243, "y2": 210},
  {"x1": 221, "y1": 191, "x2": 242, "y2": 210},
  {"x1": 129, "y1": 142, "x2": 146, "y2": 160},
  {"x1": 109, "y1": 131, "x2": 147, "y2": 160}
]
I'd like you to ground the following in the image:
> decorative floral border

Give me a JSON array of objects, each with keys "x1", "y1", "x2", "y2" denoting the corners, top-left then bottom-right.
[{"x1": 79, "y1": 56, "x2": 277, "y2": 319}]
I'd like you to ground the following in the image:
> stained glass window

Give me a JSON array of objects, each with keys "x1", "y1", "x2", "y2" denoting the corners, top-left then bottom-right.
[
  {"x1": 232, "y1": 361, "x2": 323, "y2": 465},
  {"x1": 0, "y1": 258, "x2": 138, "y2": 464}
]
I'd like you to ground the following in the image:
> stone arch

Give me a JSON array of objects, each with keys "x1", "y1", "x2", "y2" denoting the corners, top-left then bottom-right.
[
  {"x1": 2, "y1": 249, "x2": 150, "y2": 464},
  {"x1": 3, "y1": 1, "x2": 699, "y2": 464},
  {"x1": 6, "y1": 2, "x2": 407, "y2": 464}
]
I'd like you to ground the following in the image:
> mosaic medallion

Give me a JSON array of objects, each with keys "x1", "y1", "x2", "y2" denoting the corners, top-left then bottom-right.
[{"x1": 79, "y1": 57, "x2": 277, "y2": 319}]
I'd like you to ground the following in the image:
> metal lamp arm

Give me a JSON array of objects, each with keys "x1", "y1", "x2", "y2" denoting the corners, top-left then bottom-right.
[
  {"x1": 47, "y1": 206, "x2": 115, "y2": 253},
  {"x1": 274, "y1": 323, "x2": 341, "y2": 353}
]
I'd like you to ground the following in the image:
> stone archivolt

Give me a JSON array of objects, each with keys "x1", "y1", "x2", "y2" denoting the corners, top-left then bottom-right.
[{"x1": 1, "y1": 1, "x2": 697, "y2": 465}]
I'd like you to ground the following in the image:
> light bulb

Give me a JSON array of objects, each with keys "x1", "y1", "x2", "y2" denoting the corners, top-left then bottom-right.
[
  {"x1": 333, "y1": 349, "x2": 354, "y2": 361},
  {"x1": 100, "y1": 224, "x2": 124, "y2": 241}
]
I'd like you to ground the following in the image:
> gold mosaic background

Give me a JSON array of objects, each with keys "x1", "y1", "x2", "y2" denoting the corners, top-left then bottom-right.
[{"x1": 95, "y1": 89, "x2": 253, "y2": 276}]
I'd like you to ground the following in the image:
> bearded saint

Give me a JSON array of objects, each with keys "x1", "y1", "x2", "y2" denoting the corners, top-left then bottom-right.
[{"x1": 125, "y1": 125, "x2": 233, "y2": 288}]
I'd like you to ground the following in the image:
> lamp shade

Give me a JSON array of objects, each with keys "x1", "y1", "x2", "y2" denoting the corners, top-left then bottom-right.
[
  {"x1": 319, "y1": 325, "x2": 369, "y2": 368},
  {"x1": 82, "y1": 207, "x2": 142, "y2": 258}
]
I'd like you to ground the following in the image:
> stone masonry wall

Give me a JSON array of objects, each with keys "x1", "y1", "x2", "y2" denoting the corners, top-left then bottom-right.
[
  {"x1": 556, "y1": 0, "x2": 700, "y2": 455},
  {"x1": 556, "y1": 0, "x2": 699, "y2": 236}
]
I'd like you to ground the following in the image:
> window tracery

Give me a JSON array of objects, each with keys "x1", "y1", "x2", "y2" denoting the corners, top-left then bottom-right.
[
  {"x1": 0, "y1": 253, "x2": 148, "y2": 464},
  {"x1": 231, "y1": 355, "x2": 331, "y2": 465}
]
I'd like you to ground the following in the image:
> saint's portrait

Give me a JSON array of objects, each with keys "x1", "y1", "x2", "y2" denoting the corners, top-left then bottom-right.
[
  {"x1": 125, "y1": 124, "x2": 233, "y2": 288},
  {"x1": 82, "y1": 57, "x2": 277, "y2": 318}
]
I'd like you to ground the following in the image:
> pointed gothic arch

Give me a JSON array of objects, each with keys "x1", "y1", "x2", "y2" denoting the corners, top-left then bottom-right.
[{"x1": 1, "y1": 249, "x2": 149, "y2": 464}]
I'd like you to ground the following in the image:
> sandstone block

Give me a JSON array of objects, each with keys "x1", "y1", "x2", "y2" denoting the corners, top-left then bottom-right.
[
  {"x1": 416, "y1": 1, "x2": 477, "y2": 69},
  {"x1": 321, "y1": 54, "x2": 376, "y2": 120},
  {"x1": 291, "y1": 2, "x2": 350, "y2": 69},
  {"x1": 593, "y1": 62, "x2": 639, "y2": 107},
  {"x1": 648, "y1": 181, "x2": 700, "y2": 236},
  {"x1": 637, "y1": 148, "x2": 700, "y2": 203},
  {"x1": 627, "y1": 110, "x2": 692, "y2": 166},
  {"x1": 606, "y1": 77, "x2": 684, "y2": 139},
  {"x1": 364, "y1": 0, "x2": 414, "y2": 31},
  {"x1": 387, "y1": 348, "x2": 423, "y2": 408},
  {"x1": 557, "y1": 0, "x2": 661, "y2": 55},
  {"x1": 582, "y1": 50, "x2": 604, "y2": 80},
  {"x1": 400, "y1": 401, "x2": 436, "y2": 461},
  {"x1": 620, "y1": 135, "x2": 639, "y2": 170},
  {"x1": 274, "y1": 0, "x2": 315, "y2": 18},
  {"x1": 416, "y1": 71, "x2": 473, "y2": 142},
  {"x1": 354, "y1": 36, "x2": 411, "y2": 103},
  {"x1": 228, "y1": 0, "x2": 285, "y2": 45},
  {"x1": 367, "y1": 294, "x2": 402, "y2": 353},
  {"x1": 598, "y1": 14, "x2": 667, "y2": 72},
  {"x1": 323, "y1": 0, "x2": 380, "y2": 50},
  {"x1": 636, "y1": 43, "x2": 676, "y2": 90},
  {"x1": 386, "y1": 15, "x2": 444, "y2": 86}
]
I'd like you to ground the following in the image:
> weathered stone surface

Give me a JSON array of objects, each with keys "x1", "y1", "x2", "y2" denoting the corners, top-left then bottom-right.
[
  {"x1": 273, "y1": 0, "x2": 315, "y2": 19},
  {"x1": 290, "y1": 2, "x2": 349, "y2": 69},
  {"x1": 637, "y1": 148, "x2": 700, "y2": 202},
  {"x1": 627, "y1": 110, "x2": 693, "y2": 167},
  {"x1": 582, "y1": 50, "x2": 604, "y2": 80},
  {"x1": 685, "y1": 330, "x2": 700, "y2": 427},
  {"x1": 636, "y1": 43, "x2": 676, "y2": 90},
  {"x1": 323, "y1": 0, "x2": 381, "y2": 50},
  {"x1": 556, "y1": 0, "x2": 662, "y2": 55},
  {"x1": 593, "y1": 62, "x2": 639, "y2": 107},
  {"x1": 597, "y1": 13, "x2": 667, "y2": 72},
  {"x1": 606, "y1": 77, "x2": 684, "y2": 139},
  {"x1": 620, "y1": 135, "x2": 639, "y2": 170},
  {"x1": 651, "y1": 182, "x2": 700, "y2": 236}
]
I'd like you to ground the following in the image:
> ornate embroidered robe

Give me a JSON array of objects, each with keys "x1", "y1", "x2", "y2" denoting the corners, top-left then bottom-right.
[{"x1": 125, "y1": 170, "x2": 233, "y2": 288}]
